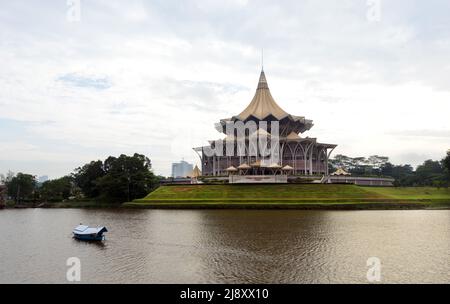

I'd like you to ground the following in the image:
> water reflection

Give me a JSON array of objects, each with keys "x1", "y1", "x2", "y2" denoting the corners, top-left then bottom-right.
[
  {"x1": 0, "y1": 209, "x2": 448, "y2": 283},
  {"x1": 72, "y1": 238, "x2": 107, "y2": 249},
  {"x1": 193, "y1": 210, "x2": 331, "y2": 283}
]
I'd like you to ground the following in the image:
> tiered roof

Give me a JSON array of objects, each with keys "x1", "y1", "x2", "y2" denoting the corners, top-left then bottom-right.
[
  {"x1": 219, "y1": 70, "x2": 314, "y2": 136},
  {"x1": 237, "y1": 71, "x2": 289, "y2": 120}
]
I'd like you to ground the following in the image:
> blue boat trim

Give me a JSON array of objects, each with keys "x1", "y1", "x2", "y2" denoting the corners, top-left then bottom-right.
[{"x1": 73, "y1": 225, "x2": 108, "y2": 241}]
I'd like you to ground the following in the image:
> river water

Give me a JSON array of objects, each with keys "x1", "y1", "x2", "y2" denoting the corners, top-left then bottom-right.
[{"x1": 0, "y1": 209, "x2": 448, "y2": 283}]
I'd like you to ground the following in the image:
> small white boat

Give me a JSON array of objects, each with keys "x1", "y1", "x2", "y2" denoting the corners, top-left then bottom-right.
[{"x1": 73, "y1": 225, "x2": 108, "y2": 241}]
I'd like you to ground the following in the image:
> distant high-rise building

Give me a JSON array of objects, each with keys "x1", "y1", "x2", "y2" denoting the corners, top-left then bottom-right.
[
  {"x1": 171, "y1": 161, "x2": 194, "y2": 178},
  {"x1": 38, "y1": 176, "x2": 49, "y2": 183}
]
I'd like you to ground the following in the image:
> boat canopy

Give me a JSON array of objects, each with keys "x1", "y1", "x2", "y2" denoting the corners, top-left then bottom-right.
[{"x1": 73, "y1": 225, "x2": 108, "y2": 235}]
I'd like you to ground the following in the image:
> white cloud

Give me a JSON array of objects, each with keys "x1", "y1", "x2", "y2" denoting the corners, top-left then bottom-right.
[{"x1": 0, "y1": 0, "x2": 449, "y2": 178}]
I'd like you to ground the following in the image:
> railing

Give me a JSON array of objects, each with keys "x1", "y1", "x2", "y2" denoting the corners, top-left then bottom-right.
[
  {"x1": 229, "y1": 175, "x2": 288, "y2": 184},
  {"x1": 326, "y1": 176, "x2": 395, "y2": 186}
]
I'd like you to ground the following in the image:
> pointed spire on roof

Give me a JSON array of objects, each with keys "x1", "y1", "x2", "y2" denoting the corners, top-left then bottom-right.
[
  {"x1": 261, "y1": 48, "x2": 264, "y2": 71},
  {"x1": 237, "y1": 70, "x2": 289, "y2": 120},
  {"x1": 257, "y1": 70, "x2": 269, "y2": 90},
  {"x1": 220, "y1": 66, "x2": 315, "y2": 135}
]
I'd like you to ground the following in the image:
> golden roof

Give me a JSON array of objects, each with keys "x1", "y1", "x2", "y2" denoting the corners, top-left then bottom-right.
[
  {"x1": 237, "y1": 71, "x2": 290, "y2": 121},
  {"x1": 191, "y1": 165, "x2": 202, "y2": 178},
  {"x1": 282, "y1": 165, "x2": 294, "y2": 170},
  {"x1": 223, "y1": 134, "x2": 245, "y2": 141},
  {"x1": 286, "y1": 131, "x2": 301, "y2": 140},
  {"x1": 250, "y1": 128, "x2": 271, "y2": 137},
  {"x1": 217, "y1": 70, "x2": 315, "y2": 135},
  {"x1": 268, "y1": 163, "x2": 282, "y2": 169},
  {"x1": 238, "y1": 163, "x2": 251, "y2": 169},
  {"x1": 225, "y1": 166, "x2": 238, "y2": 171},
  {"x1": 250, "y1": 160, "x2": 261, "y2": 167},
  {"x1": 331, "y1": 168, "x2": 351, "y2": 176}
]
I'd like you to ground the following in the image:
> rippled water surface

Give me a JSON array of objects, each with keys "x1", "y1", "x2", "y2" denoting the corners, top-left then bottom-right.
[{"x1": 0, "y1": 209, "x2": 449, "y2": 283}]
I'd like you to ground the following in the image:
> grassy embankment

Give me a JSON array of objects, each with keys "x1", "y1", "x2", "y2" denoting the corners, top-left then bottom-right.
[{"x1": 124, "y1": 184, "x2": 450, "y2": 210}]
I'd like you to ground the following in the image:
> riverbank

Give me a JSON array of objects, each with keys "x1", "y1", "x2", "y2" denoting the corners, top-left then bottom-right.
[
  {"x1": 3, "y1": 185, "x2": 449, "y2": 210},
  {"x1": 2, "y1": 201, "x2": 122, "y2": 209},
  {"x1": 124, "y1": 184, "x2": 450, "y2": 210}
]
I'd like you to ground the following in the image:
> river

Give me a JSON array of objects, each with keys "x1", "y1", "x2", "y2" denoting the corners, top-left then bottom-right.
[{"x1": 0, "y1": 209, "x2": 448, "y2": 283}]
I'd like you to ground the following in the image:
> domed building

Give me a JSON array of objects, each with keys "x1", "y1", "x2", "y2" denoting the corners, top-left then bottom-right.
[{"x1": 193, "y1": 69, "x2": 337, "y2": 181}]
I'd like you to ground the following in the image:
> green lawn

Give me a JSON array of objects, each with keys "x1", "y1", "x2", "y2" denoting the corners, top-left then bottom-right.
[
  {"x1": 364, "y1": 187, "x2": 450, "y2": 200},
  {"x1": 124, "y1": 184, "x2": 450, "y2": 209}
]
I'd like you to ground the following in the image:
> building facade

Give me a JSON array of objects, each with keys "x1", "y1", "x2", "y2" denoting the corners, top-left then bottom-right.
[
  {"x1": 194, "y1": 70, "x2": 337, "y2": 177},
  {"x1": 171, "y1": 160, "x2": 194, "y2": 178}
]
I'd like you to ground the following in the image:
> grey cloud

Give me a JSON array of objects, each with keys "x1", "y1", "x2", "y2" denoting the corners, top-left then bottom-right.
[
  {"x1": 57, "y1": 73, "x2": 112, "y2": 90},
  {"x1": 149, "y1": 78, "x2": 249, "y2": 113},
  {"x1": 1, "y1": 0, "x2": 450, "y2": 177},
  {"x1": 389, "y1": 129, "x2": 450, "y2": 138}
]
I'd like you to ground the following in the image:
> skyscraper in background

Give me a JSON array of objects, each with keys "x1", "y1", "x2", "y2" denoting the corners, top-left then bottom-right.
[
  {"x1": 38, "y1": 176, "x2": 49, "y2": 184},
  {"x1": 171, "y1": 160, "x2": 193, "y2": 178}
]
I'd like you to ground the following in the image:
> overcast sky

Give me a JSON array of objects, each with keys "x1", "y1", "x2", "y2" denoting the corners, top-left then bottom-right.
[{"x1": 1, "y1": 0, "x2": 450, "y2": 178}]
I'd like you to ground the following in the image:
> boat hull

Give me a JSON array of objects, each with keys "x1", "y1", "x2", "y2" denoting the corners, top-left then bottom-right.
[{"x1": 73, "y1": 233, "x2": 105, "y2": 241}]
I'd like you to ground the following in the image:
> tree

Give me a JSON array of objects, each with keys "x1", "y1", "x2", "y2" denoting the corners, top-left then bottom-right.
[
  {"x1": 381, "y1": 163, "x2": 415, "y2": 186},
  {"x1": 414, "y1": 160, "x2": 445, "y2": 186},
  {"x1": 380, "y1": 162, "x2": 394, "y2": 177},
  {"x1": 73, "y1": 160, "x2": 105, "y2": 198},
  {"x1": 329, "y1": 154, "x2": 353, "y2": 169},
  {"x1": 39, "y1": 176, "x2": 74, "y2": 202},
  {"x1": 72, "y1": 153, "x2": 159, "y2": 203},
  {"x1": 367, "y1": 155, "x2": 389, "y2": 169},
  {"x1": 443, "y1": 150, "x2": 450, "y2": 178},
  {"x1": 416, "y1": 160, "x2": 443, "y2": 175},
  {"x1": 5, "y1": 173, "x2": 37, "y2": 203},
  {"x1": 95, "y1": 153, "x2": 158, "y2": 203},
  {"x1": 0, "y1": 171, "x2": 15, "y2": 184},
  {"x1": 330, "y1": 155, "x2": 389, "y2": 176}
]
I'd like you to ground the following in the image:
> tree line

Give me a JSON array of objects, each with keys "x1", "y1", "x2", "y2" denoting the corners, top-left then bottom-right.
[
  {"x1": 329, "y1": 151, "x2": 450, "y2": 187},
  {"x1": 0, "y1": 153, "x2": 160, "y2": 205},
  {"x1": 1, "y1": 151, "x2": 449, "y2": 205}
]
